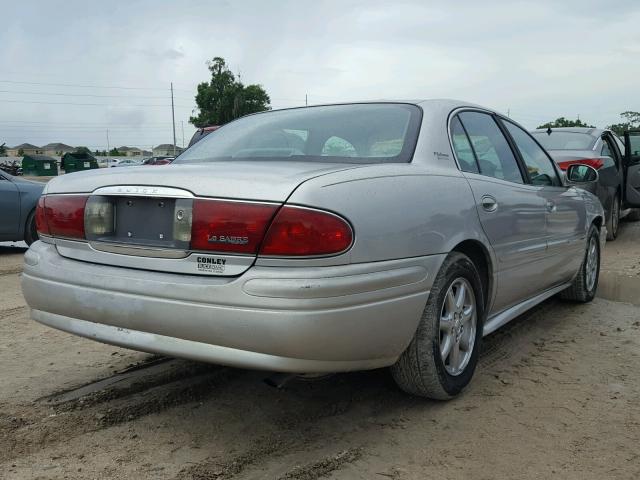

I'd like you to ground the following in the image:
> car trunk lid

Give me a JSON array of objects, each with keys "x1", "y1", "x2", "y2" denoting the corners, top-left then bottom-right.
[{"x1": 46, "y1": 161, "x2": 362, "y2": 276}]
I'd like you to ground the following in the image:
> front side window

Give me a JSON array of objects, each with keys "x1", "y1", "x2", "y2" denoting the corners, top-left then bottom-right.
[
  {"x1": 503, "y1": 120, "x2": 561, "y2": 186},
  {"x1": 458, "y1": 111, "x2": 523, "y2": 183},
  {"x1": 601, "y1": 135, "x2": 621, "y2": 168},
  {"x1": 614, "y1": 135, "x2": 626, "y2": 156},
  {"x1": 176, "y1": 103, "x2": 422, "y2": 165}
]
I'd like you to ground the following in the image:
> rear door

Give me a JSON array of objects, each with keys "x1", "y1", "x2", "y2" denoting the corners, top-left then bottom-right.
[
  {"x1": 453, "y1": 111, "x2": 548, "y2": 314},
  {"x1": 501, "y1": 120, "x2": 586, "y2": 285},
  {"x1": 623, "y1": 130, "x2": 640, "y2": 207},
  {"x1": 0, "y1": 173, "x2": 20, "y2": 238}
]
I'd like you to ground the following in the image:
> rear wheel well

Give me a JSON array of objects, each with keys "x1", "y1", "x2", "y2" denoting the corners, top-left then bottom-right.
[{"x1": 452, "y1": 240, "x2": 492, "y2": 310}]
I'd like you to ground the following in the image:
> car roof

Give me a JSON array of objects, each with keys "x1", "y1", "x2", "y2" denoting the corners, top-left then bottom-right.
[{"x1": 262, "y1": 98, "x2": 507, "y2": 119}]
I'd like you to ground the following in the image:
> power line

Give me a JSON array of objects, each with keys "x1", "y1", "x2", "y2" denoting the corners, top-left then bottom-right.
[
  {"x1": 0, "y1": 79, "x2": 193, "y2": 93},
  {"x1": 0, "y1": 119, "x2": 178, "y2": 126},
  {"x1": 0, "y1": 89, "x2": 193, "y2": 100},
  {"x1": 0, "y1": 99, "x2": 194, "y2": 108}
]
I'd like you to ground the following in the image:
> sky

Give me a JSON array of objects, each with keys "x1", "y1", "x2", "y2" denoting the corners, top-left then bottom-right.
[{"x1": 1, "y1": 0, "x2": 639, "y2": 150}]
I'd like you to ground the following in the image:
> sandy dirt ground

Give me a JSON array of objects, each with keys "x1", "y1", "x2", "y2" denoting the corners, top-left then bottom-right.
[{"x1": 1, "y1": 222, "x2": 639, "y2": 479}]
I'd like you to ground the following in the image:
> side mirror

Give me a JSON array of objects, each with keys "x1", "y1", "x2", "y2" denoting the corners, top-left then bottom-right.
[{"x1": 566, "y1": 164, "x2": 599, "y2": 184}]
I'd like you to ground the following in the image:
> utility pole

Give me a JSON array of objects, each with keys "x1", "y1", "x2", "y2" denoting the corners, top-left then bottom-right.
[
  {"x1": 181, "y1": 120, "x2": 185, "y2": 148},
  {"x1": 507, "y1": 108, "x2": 510, "y2": 118},
  {"x1": 305, "y1": 94, "x2": 308, "y2": 106},
  {"x1": 106, "y1": 129, "x2": 110, "y2": 153},
  {"x1": 171, "y1": 82, "x2": 177, "y2": 156}
]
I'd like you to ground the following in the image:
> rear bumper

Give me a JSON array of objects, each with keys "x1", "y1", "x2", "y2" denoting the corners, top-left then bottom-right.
[{"x1": 22, "y1": 241, "x2": 443, "y2": 372}]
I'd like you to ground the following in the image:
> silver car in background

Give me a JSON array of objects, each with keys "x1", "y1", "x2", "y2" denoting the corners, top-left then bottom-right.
[{"x1": 22, "y1": 100, "x2": 606, "y2": 399}]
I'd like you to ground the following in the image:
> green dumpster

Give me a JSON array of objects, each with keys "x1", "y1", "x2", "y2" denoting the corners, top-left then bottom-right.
[
  {"x1": 61, "y1": 152, "x2": 99, "y2": 173},
  {"x1": 21, "y1": 154, "x2": 58, "y2": 176}
]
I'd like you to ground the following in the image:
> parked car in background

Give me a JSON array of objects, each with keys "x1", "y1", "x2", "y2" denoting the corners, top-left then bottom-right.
[
  {"x1": 98, "y1": 158, "x2": 121, "y2": 168},
  {"x1": 24, "y1": 100, "x2": 606, "y2": 400},
  {"x1": 531, "y1": 127, "x2": 640, "y2": 239},
  {"x1": 113, "y1": 159, "x2": 143, "y2": 167},
  {"x1": 188, "y1": 125, "x2": 221, "y2": 147},
  {"x1": 0, "y1": 170, "x2": 44, "y2": 245},
  {"x1": 143, "y1": 156, "x2": 174, "y2": 166}
]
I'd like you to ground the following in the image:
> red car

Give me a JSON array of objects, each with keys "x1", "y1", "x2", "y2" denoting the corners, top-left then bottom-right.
[
  {"x1": 188, "y1": 126, "x2": 220, "y2": 147},
  {"x1": 143, "y1": 156, "x2": 174, "y2": 166}
]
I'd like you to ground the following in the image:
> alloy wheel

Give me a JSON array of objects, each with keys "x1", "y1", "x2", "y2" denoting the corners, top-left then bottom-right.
[
  {"x1": 585, "y1": 236, "x2": 599, "y2": 292},
  {"x1": 439, "y1": 277, "x2": 477, "y2": 376}
]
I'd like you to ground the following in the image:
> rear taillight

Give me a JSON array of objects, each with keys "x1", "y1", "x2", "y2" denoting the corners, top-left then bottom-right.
[
  {"x1": 43, "y1": 195, "x2": 88, "y2": 239},
  {"x1": 557, "y1": 158, "x2": 604, "y2": 171},
  {"x1": 260, "y1": 206, "x2": 353, "y2": 256},
  {"x1": 191, "y1": 199, "x2": 278, "y2": 254},
  {"x1": 35, "y1": 196, "x2": 49, "y2": 235},
  {"x1": 39, "y1": 193, "x2": 353, "y2": 258}
]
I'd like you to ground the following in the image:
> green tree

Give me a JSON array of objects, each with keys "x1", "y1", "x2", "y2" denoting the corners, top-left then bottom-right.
[
  {"x1": 0, "y1": 143, "x2": 6, "y2": 157},
  {"x1": 108, "y1": 148, "x2": 122, "y2": 156},
  {"x1": 18, "y1": 148, "x2": 24, "y2": 156},
  {"x1": 537, "y1": 117, "x2": 595, "y2": 129},
  {"x1": 189, "y1": 57, "x2": 271, "y2": 127},
  {"x1": 606, "y1": 111, "x2": 640, "y2": 136},
  {"x1": 75, "y1": 146, "x2": 91, "y2": 154}
]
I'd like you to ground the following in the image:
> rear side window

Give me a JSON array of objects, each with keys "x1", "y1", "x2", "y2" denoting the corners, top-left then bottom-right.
[
  {"x1": 450, "y1": 116, "x2": 479, "y2": 173},
  {"x1": 458, "y1": 112, "x2": 523, "y2": 184},
  {"x1": 176, "y1": 103, "x2": 422, "y2": 165},
  {"x1": 502, "y1": 120, "x2": 561, "y2": 186}
]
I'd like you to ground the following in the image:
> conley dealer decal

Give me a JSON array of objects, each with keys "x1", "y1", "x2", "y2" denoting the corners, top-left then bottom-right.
[{"x1": 196, "y1": 256, "x2": 227, "y2": 274}]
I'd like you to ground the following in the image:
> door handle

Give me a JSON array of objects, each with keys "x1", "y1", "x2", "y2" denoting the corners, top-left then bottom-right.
[
  {"x1": 546, "y1": 200, "x2": 556, "y2": 213},
  {"x1": 481, "y1": 195, "x2": 498, "y2": 212}
]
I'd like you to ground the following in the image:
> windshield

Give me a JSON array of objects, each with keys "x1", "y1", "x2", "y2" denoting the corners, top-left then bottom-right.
[
  {"x1": 175, "y1": 103, "x2": 422, "y2": 165},
  {"x1": 531, "y1": 131, "x2": 596, "y2": 151}
]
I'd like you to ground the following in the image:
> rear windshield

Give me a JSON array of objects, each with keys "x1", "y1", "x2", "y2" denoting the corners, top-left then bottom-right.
[
  {"x1": 531, "y1": 131, "x2": 596, "y2": 151},
  {"x1": 175, "y1": 103, "x2": 422, "y2": 165}
]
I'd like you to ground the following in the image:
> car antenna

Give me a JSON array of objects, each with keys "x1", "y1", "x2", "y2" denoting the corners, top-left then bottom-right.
[{"x1": 546, "y1": 127, "x2": 552, "y2": 135}]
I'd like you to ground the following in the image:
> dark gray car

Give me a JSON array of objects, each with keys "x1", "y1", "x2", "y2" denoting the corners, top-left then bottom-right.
[
  {"x1": 0, "y1": 171, "x2": 44, "y2": 244},
  {"x1": 531, "y1": 127, "x2": 640, "y2": 240}
]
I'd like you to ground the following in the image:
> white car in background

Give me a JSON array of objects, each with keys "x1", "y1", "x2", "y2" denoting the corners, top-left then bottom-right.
[{"x1": 113, "y1": 159, "x2": 143, "y2": 167}]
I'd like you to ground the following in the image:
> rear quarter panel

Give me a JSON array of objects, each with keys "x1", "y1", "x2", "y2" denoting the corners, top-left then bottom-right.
[{"x1": 270, "y1": 163, "x2": 491, "y2": 265}]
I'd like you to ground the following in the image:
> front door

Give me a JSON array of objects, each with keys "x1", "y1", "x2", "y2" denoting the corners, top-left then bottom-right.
[
  {"x1": 500, "y1": 120, "x2": 586, "y2": 284},
  {"x1": 452, "y1": 111, "x2": 549, "y2": 314}
]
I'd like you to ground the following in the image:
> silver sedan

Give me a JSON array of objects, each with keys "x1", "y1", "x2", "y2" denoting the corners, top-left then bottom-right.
[{"x1": 22, "y1": 100, "x2": 607, "y2": 399}]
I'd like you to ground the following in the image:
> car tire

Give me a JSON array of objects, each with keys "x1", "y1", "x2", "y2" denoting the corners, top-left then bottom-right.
[
  {"x1": 626, "y1": 209, "x2": 640, "y2": 222},
  {"x1": 24, "y1": 210, "x2": 38, "y2": 246},
  {"x1": 391, "y1": 252, "x2": 485, "y2": 399},
  {"x1": 606, "y1": 195, "x2": 620, "y2": 241},
  {"x1": 559, "y1": 224, "x2": 600, "y2": 303}
]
